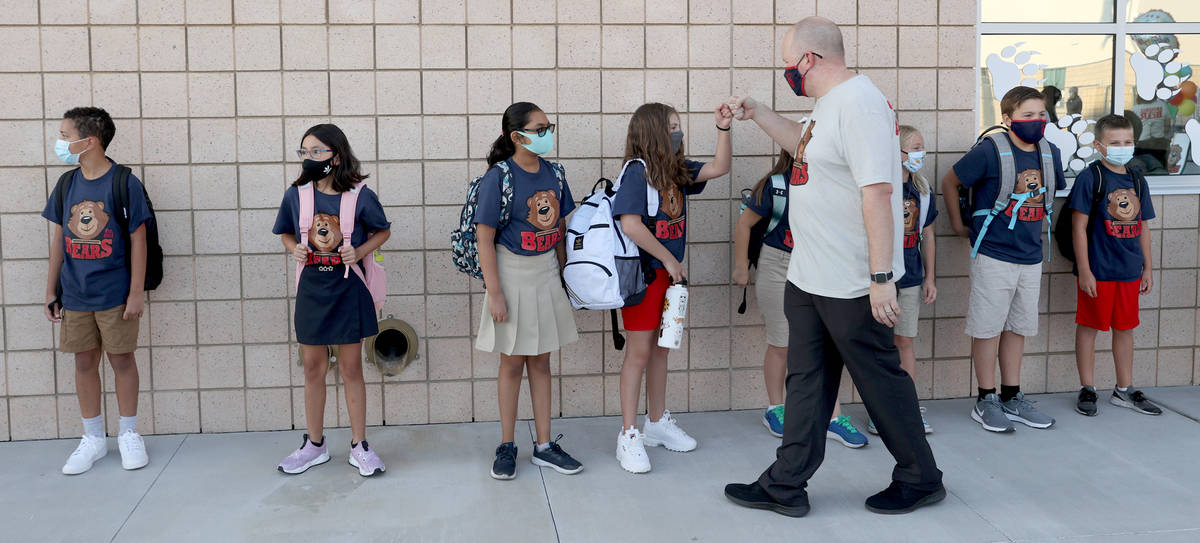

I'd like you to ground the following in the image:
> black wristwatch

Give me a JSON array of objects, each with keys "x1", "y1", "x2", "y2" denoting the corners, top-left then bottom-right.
[{"x1": 870, "y1": 271, "x2": 893, "y2": 284}]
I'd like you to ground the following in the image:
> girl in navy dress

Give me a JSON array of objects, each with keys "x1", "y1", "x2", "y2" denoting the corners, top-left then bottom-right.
[{"x1": 272, "y1": 124, "x2": 391, "y2": 476}]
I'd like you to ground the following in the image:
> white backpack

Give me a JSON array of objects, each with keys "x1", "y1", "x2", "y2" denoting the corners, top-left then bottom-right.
[{"x1": 563, "y1": 159, "x2": 659, "y2": 348}]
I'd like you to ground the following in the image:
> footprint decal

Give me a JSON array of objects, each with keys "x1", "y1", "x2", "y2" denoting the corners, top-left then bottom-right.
[
  {"x1": 1187, "y1": 119, "x2": 1200, "y2": 167},
  {"x1": 986, "y1": 43, "x2": 1046, "y2": 99},
  {"x1": 1044, "y1": 113, "x2": 1096, "y2": 173},
  {"x1": 1130, "y1": 43, "x2": 1191, "y2": 102}
]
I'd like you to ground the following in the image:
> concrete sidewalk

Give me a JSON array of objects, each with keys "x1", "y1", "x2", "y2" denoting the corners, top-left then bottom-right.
[{"x1": 1, "y1": 387, "x2": 1198, "y2": 543}]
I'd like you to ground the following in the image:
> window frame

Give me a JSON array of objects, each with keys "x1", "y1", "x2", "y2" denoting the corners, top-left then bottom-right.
[{"x1": 978, "y1": 0, "x2": 1200, "y2": 195}]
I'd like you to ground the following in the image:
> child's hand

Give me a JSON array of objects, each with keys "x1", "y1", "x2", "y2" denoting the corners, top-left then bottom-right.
[
  {"x1": 489, "y1": 292, "x2": 508, "y2": 323},
  {"x1": 339, "y1": 245, "x2": 358, "y2": 266},
  {"x1": 1078, "y1": 271, "x2": 1098, "y2": 298},
  {"x1": 664, "y1": 259, "x2": 687, "y2": 284},
  {"x1": 292, "y1": 244, "x2": 309, "y2": 264},
  {"x1": 44, "y1": 294, "x2": 62, "y2": 323},
  {"x1": 951, "y1": 222, "x2": 969, "y2": 238},
  {"x1": 922, "y1": 280, "x2": 937, "y2": 304},
  {"x1": 732, "y1": 266, "x2": 750, "y2": 287},
  {"x1": 1140, "y1": 268, "x2": 1154, "y2": 295},
  {"x1": 123, "y1": 293, "x2": 144, "y2": 321},
  {"x1": 715, "y1": 103, "x2": 734, "y2": 129},
  {"x1": 728, "y1": 96, "x2": 757, "y2": 121}
]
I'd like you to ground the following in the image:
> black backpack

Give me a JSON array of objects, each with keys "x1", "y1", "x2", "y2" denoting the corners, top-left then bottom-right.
[
  {"x1": 53, "y1": 164, "x2": 164, "y2": 302},
  {"x1": 1053, "y1": 162, "x2": 1146, "y2": 262}
]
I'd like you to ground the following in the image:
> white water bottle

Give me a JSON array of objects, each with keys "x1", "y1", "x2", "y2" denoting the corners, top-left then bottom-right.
[{"x1": 657, "y1": 281, "x2": 689, "y2": 349}]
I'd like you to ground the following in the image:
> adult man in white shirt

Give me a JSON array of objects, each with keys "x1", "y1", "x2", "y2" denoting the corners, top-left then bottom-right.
[{"x1": 723, "y1": 17, "x2": 944, "y2": 517}]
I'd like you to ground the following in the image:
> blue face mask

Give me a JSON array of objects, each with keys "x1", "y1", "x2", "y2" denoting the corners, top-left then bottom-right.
[
  {"x1": 1008, "y1": 119, "x2": 1046, "y2": 144},
  {"x1": 1102, "y1": 144, "x2": 1135, "y2": 166},
  {"x1": 55, "y1": 138, "x2": 87, "y2": 165},
  {"x1": 519, "y1": 130, "x2": 554, "y2": 155},
  {"x1": 903, "y1": 150, "x2": 925, "y2": 173}
]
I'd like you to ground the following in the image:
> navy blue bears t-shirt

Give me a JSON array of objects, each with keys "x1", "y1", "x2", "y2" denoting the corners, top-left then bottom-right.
[
  {"x1": 1067, "y1": 165, "x2": 1155, "y2": 282},
  {"x1": 743, "y1": 175, "x2": 793, "y2": 252},
  {"x1": 611, "y1": 159, "x2": 706, "y2": 269},
  {"x1": 897, "y1": 181, "x2": 939, "y2": 289},
  {"x1": 953, "y1": 136, "x2": 1066, "y2": 265},
  {"x1": 474, "y1": 158, "x2": 576, "y2": 256},
  {"x1": 272, "y1": 184, "x2": 391, "y2": 268},
  {"x1": 42, "y1": 162, "x2": 152, "y2": 311}
]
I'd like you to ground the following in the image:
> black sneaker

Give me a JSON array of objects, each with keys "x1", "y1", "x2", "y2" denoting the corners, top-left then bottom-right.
[
  {"x1": 490, "y1": 442, "x2": 517, "y2": 480},
  {"x1": 865, "y1": 481, "x2": 946, "y2": 515},
  {"x1": 724, "y1": 482, "x2": 810, "y2": 517},
  {"x1": 1111, "y1": 387, "x2": 1163, "y2": 415},
  {"x1": 1076, "y1": 387, "x2": 1099, "y2": 416},
  {"x1": 531, "y1": 434, "x2": 583, "y2": 475}
]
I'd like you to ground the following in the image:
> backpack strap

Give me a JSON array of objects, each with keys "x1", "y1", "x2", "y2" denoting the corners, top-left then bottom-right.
[
  {"x1": 52, "y1": 168, "x2": 79, "y2": 303},
  {"x1": 339, "y1": 183, "x2": 364, "y2": 280},
  {"x1": 494, "y1": 161, "x2": 514, "y2": 227},
  {"x1": 112, "y1": 165, "x2": 133, "y2": 240},
  {"x1": 295, "y1": 182, "x2": 315, "y2": 290},
  {"x1": 767, "y1": 174, "x2": 787, "y2": 233},
  {"x1": 613, "y1": 158, "x2": 659, "y2": 216},
  {"x1": 917, "y1": 191, "x2": 931, "y2": 243}
]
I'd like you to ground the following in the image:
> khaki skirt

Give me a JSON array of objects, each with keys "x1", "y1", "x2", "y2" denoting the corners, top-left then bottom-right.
[
  {"x1": 476, "y1": 246, "x2": 579, "y2": 356},
  {"x1": 755, "y1": 244, "x2": 791, "y2": 348}
]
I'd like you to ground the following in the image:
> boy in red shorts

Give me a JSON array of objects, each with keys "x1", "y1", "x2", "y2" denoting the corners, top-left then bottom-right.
[{"x1": 1068, "y1": 114, "x2": 1161, "y2": 417}]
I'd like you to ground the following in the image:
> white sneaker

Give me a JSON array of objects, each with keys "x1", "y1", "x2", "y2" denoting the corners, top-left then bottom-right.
[
  {"x1": 117, "y1": 430, "x2": 149, "y2": 470},
  {"x1": 615, "y1": 428, "x2": 651, "y2": 474},
  {"x1": 62, "y1": 434, "x2": 107, "y2": 475},
  {"x1": 642, "y1": 410, "x2": 697, "y2": 452}
]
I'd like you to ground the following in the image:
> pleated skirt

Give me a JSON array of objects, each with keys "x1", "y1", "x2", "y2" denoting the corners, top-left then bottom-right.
[{"x1": 475, "y1": 246, "x2": 579, "y2": 356}]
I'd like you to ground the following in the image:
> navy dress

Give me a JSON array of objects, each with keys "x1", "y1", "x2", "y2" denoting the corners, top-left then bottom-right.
[{"x1": 273, "y1": 185, "x2": 391, "y2": 345}]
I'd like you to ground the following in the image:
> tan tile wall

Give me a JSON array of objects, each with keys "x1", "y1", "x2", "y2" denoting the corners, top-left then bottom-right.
[{"x1": 1, "y1": 0, "x2": 1196, "y2": 441}]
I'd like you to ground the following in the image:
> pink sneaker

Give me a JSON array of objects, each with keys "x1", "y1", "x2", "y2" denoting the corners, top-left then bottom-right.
[
  {"x1": 277, "y1": 434, "x2": 330, "y2": 474},
  {"x1": 349, "y1": 440, "x2": 385, "y2": 477}
]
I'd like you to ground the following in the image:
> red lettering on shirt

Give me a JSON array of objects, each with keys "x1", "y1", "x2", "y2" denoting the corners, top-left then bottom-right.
[
  {"x1": 783, "y1": 230, "x2": 794, "y2": 249},
  {"x1": 789, "y1": 163, "x2": 809, "y2": 186},
  {"x1": 904, "y1": 232, "x2": 919, "y2": 249},
  {"x1": 655, "y1": 217, "x2": 686, "y2": 240},
  {"x1": 305, "y1": 251, "x2": 344, "y2": 267},
  {"x1": 521, "y1": 229, "x2": 561, "y2": 252},
  {"x1": 1104, "y1": 220, "x2": 1142, "y2": 239},
  {"x1": 1004, "y1": 201, "x2": 1047, "y2": 222},
  {"x1": 64, "y1": 236, "x2": 114, "y2": 260}
]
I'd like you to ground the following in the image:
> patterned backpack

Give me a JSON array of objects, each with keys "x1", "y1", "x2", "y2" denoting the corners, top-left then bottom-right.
[{"x1": 450, "y1": 161, "x2": 566, "y2": 279}]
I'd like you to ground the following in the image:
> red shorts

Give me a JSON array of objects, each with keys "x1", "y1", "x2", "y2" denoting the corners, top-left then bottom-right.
[
  {"x1": 621, "y1": 270, "x2": 671, "y2": 332},
  {"x1": 1076, "y1": 280, "x2": 1140, "y2": 331}
]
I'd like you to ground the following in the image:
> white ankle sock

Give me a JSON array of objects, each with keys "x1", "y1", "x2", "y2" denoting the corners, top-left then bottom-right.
[
  {"x1": 119, "y1": 416, "x2": 137, "y2": 435},
  {"x1": 1117, "y1": 386, "x2": 1129, "y2": 393},
  {"x1": 82, "y1": 415, "x2": 104, "y2": 438},
  {"x1": 536, "y1": 442, "x2": 551, "y2": 452}
]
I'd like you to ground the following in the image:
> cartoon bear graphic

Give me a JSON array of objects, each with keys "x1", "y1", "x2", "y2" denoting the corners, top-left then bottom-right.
[
  {"x1": 1107, "y1": 188, "x2": 1140, "y2": 222},
  {"x1": 903, "y1": 198, "x2": 919, "y2": 235},
  {"x1": 525, "y1": 189, "x2": 560, "y2": 231},
  {"x1": 1168, "y1": 144, "x2": 1183, "y2": 174},
  {"x1": 68, "y1": 200, "x2": 110, "y2": 240},
  {"x1": 659, "y1": 184, "x2": 685, "y2": 219},
  {"x1": 309, "y1": 213, "x2": 343, "y2": 252},
  {"x1": 1013, "y1": 169, "x2": 1045, "y2": 206}
]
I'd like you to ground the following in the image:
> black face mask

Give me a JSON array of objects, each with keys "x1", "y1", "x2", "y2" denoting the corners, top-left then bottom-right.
[{"x1": 302, "y1": 157, "x2": 335, "y2": 180}]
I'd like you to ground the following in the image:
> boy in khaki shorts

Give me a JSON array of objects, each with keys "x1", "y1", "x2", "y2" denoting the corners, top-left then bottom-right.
[
  {"x1": 43, "y1": 107, "x2": 153, "y2": 474},
  {"x1": 942, "y1": 87, "x2": 1066, "y2": 433}
]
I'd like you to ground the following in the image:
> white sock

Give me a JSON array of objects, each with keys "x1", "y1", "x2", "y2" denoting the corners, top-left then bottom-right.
[
  {"x1": 119, "y1": 415, "x2": 137, "y2": 435},
  {"x1": 82, "y1": 415, "x2": 104, "y2": 438},
  {"x1": 536, "y1": 442, "x2": 551, "y2": 452},
  {"x1": 767, "y1": 404, "x2": 784, "y2": 411},
  {"x1": 1117, "y1": 386, "x2": 1129, "y2": 393}
]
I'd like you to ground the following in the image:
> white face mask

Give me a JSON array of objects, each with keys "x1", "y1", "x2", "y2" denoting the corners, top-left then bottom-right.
[
  {"x1": 55, "y1": 138, "x2": 88, "y2": 165},
  {"x1": 902, "y1": 150, "x2": 925, "y2": 173}
]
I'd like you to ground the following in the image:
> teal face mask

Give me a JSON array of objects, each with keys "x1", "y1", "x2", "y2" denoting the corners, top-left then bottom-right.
[{"x1": 519, "y1": 130, "x2": 554, "y2": 155}]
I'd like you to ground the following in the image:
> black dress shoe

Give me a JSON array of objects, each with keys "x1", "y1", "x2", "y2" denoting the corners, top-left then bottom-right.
[
  {"x1": 865, "y1": 481, "x2": 946, "y2": 514},
  {"x1": 724, "y1": 482, "x2": 810, "y2": 517}
]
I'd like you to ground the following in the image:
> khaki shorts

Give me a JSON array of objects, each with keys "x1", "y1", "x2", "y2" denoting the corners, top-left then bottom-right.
[
  {"x1": 754, "y1": 245, "x2": 791, "y2": 347},
  {"x1": 60, "y1": 305, "x2": 140, "y2": 354},
  {"x1": 965, "y1": 254, "x2": 1042, "y2": 339},
  {"x1": 894, "y1": 286, "x2": 922, "y2": 338}
]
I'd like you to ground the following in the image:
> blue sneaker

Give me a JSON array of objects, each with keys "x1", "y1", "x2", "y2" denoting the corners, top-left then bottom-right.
[
  {"x1": 827, "y1": 415, "x2": 868, "y2": 448},
  {"x1": 762, "y1": 406, "x2": 784, "y2": 437}
]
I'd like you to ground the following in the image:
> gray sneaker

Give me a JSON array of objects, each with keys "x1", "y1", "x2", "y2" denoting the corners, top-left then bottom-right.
[
  {"x1": 971, "y1": 393, "x2": 1014, "y2": 433},
  {"x1": 1110, "y1": 387, "x2": 1163, "y2": 415},
  {"x1": 1002, "y1": 392, "x2": 1055, "y2": 429}
]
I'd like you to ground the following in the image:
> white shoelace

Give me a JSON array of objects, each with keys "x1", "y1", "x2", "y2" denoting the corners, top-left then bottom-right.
[
  {"x1": 119, "y1": 432, "x2": 145, "y2": 454},
  {"x1": 70, "y1": 436, "x2": 102, "y2": 458}
]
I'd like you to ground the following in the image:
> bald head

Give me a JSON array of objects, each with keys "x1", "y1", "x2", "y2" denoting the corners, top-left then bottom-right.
[{"x1": 782, "y1": 17, "x2": 845, "y2": 64}]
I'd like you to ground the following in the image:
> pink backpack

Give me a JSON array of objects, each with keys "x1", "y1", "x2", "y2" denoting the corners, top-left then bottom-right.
[{"x1": 296, "y1": 182, "x2": 387, "y2": 312}]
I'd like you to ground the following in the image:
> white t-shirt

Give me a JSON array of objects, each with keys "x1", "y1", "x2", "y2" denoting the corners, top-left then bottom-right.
[{"x1": 785, "y1": 75, "x2": 906, "y2": 299}]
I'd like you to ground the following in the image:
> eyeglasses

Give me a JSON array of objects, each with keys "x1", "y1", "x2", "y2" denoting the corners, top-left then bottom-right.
[
  {"x1": 786, "y1": 51, "x2": 824, "y2": 70},
  {"x1": 295, "y1": 148, "x2": 332, "y2": 160},
  {"x1": 519, "y1": 124, "x2": 556, "y2": 137}
]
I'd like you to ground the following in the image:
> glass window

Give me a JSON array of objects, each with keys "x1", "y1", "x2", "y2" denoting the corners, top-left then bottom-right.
[
  {"x1": 982, "y1": 0, "x2": 1113, "y2": 23},
  {"x1": 980, "y1": 35, "x2": 1115, "y2": 176},
  {"x1": 1124, "y1": 34, "x2": 1200, "y2": 175},
  {"x1": 1128, "y1": 2, "x2": 1200, "y2": 24}
]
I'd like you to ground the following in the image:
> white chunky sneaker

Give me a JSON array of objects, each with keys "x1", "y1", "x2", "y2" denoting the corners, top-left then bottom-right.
[
  {"x1": 117, "y1": 430, "x2": 149, "y2": 470},
  {"x1": 615, "y1": 428, "x2": 651, "y2": 474},
  {"x1": 62, "y1": 434, "x2": 107, "y2": 475},
  {"x1": 642, "y1": 410, "x2": 697, "y2": 452}
]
